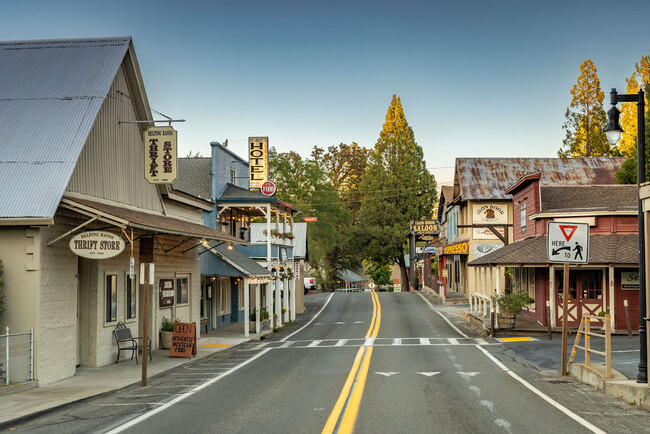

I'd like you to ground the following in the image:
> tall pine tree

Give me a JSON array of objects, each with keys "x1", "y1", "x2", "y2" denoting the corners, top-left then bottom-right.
[
  {"x1": 355, "y1": 95, "x2": 436, "y2": 288},
  {"x1": 558, "y1": 59, "x2": 609, "y2": 157}
]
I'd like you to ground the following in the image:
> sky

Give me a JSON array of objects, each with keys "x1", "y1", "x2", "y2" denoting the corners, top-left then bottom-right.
[{"x1": 3, "y1": 0, "x2": 650, "y2": 188}]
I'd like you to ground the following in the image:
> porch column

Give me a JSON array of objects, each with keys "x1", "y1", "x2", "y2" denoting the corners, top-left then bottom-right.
[
  {"x1": 275, "y1": 268, "x2": 282, "y2": 325},
  {"x1": 283, "y1": 276, "x2": 290, "y2": 322},
  {"x1": 266, "y1": 280, "x2": 273, "y2": 329},
  {"x1": 608, "y1": 266, "x2": 615, "y2": 330},
  {"x1": 256, "y1": 283, "x2": 261, "y2": 334},
  {"x1": 549, "y1": 265, "x2": 556, "y2": 328},
  {"x1": 244, "y1": 277, "x2": 250, "y2": 338},
  {"x1": 290, "y1": 275, "x2": 296, "y2": 321},
  {"x1": 266, "y1": 203, "x2": 272, "y2": 328}
]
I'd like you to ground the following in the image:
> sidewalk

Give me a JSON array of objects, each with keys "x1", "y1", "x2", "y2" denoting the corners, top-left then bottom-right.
[
  {"x1": 417, "y1": 287, "x2": 650, "y2": 411},
  {"x1": 0, "y1": 322, "x2": 271, "y2": 426}
]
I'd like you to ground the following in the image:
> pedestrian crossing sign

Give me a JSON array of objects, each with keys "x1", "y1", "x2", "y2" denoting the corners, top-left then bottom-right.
[{"x1": 547, "y1": 221, "x2": 589, "y2": 264}]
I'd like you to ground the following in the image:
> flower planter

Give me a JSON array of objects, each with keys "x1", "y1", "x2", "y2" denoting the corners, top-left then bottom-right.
[
  {"x1": 160, "y1": 330, "x2": 173, "y2": 349},
  {"x1": 497, "y1": 313, "x2": 516, "y2": 329}
]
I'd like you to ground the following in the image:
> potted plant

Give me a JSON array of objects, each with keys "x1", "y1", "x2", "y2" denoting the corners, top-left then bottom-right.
[
  {"x1": 249, "y1": 308, "x2": 270, "y2": 331},
  {"x1": 491, "y1": 290, "x2": 534, "y2": 329},
  {"x1": 160, "y1": 316, "x2": 174, "y2": 349}
]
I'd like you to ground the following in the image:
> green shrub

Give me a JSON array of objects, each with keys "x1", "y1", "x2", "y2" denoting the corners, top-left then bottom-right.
[
  {"x1": 491, "y1": 290, "x2": 534, "y2": 316},
  {"x1": 161, "y1": 316, "x2": 175, "y2": 332},
  {"x1": 250, "y1": 308, "x2": 270, "y2": 321}
]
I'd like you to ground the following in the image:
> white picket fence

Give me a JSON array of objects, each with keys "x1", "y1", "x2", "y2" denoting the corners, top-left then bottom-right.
[{"x1": 0, "y1": 327, "x2": 34, "y2": 385}]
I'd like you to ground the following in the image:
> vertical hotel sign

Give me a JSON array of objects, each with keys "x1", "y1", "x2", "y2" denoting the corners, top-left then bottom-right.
[
  {"x1": 144, "y1": 126, "x2": 177, "y2": 184},
  {"x1": 249, "y1": 137, "x2": 268, "y2": 189}
]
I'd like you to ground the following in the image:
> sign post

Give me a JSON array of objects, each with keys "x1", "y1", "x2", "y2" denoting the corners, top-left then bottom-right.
[{"x1": 547, "y1": 221, "x2": 589, "y2": 376}]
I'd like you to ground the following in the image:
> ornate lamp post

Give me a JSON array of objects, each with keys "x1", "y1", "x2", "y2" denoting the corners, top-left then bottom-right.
[{"x1": 605, "y1": 88, "x2": 647, "y2": 383}]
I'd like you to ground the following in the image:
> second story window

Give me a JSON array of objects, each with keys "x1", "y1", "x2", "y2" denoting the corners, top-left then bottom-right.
[
  {"x1": 230, "y1": 168, "x2": 236, "y2": 184},
  {"x1": 520, "y1": 202, "x2": 526, "y2": 234}
]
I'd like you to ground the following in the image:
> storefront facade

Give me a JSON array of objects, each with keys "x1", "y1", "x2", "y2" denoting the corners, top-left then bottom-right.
[
  {"x1": 0, "y1": 37, "x2": 241, "y2": 385},
  {"x1": 469, "y1": 174, "x2": 639, "y2": 331}
]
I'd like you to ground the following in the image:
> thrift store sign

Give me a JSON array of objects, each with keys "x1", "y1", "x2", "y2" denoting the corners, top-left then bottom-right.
[
  {"x1": 144, "y1": 126, "x2": 177, "y2": 184},
  {"x1": 69, "y1": 231, "x2": 125, "y2": 259}
]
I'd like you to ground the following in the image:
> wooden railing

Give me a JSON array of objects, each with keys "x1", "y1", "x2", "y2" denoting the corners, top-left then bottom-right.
[{"x1": 569, "y1": 314, "x2": 612, "y2": 379}]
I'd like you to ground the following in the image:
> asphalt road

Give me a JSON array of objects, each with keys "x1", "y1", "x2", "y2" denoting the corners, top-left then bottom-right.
[{"x1": 6, "y1": 292, "x2": 650, "y2": 433}]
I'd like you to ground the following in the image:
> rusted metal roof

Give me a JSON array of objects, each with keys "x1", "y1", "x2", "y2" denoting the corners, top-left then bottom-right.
[
  {"x1": 0, "y1": 37, "x2": 132, "y2": 219},
  {"x1": 454, "y1": 158, "x2": 625, "y2": 201}
]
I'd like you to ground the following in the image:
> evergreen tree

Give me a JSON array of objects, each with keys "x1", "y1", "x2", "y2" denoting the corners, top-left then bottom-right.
[
  {"x1": 355, "y1": 95, "x2": 436, "y2": 288},
  {"x1": 558, "y1": 59, "x2": 609, "y2": 157}
]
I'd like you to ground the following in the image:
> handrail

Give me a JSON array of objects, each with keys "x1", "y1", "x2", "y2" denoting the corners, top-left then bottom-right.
[{"x1": 568, "y1": 314, "x2": 611, "y2": 379}]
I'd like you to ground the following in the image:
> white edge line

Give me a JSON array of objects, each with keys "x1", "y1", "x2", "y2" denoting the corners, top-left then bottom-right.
[
  {"x1": 474, "y1": 345, "x2": 606, "y2": 434},
  {"x1": 415, "y1": 292, "x2": 469, "y2": 338},
  {"x1": 106, "y1": 348, "x2": 272, "y2": 434},
  {"x1": 281, "y1": 292, "x2": 335, "y2": 342}
]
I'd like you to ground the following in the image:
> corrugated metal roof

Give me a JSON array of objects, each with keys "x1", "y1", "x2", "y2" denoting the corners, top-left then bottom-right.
[
  {"x1": 455, "y1": 158, "x2": 625, "y2": 201},
  {"x1": 0, "y1": 37, "x2": 131, "y2": 219}
]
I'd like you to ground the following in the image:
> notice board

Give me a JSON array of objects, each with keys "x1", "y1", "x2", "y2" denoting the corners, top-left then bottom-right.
[{"x1": 169, "y1": 321, "x2": 197, "y2": 358}]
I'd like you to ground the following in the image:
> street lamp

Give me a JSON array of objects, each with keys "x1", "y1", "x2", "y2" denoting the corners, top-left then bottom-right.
[{"x1": 605, "y1": 87, "x2": 647, "y2": 383}]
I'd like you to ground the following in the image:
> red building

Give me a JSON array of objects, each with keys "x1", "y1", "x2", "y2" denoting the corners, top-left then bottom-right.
[{"x1": 469, "y1": 173, "x2": 639, "y2": 330}]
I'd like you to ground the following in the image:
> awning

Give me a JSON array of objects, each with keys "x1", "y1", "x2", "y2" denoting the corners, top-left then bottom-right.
[
  {"x1": 60, "y1": 197, "x2": 245, "y2": 244},
  {"x1": 468, "y1": 234, "x2": 638, "y2": 266},
  {"x1": 202, "y1": 243, "x2": 272, "y2": 279}
]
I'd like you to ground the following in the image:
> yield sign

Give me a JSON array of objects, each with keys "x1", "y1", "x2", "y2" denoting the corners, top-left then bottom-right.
[
  {"x1": 559, "y1": 225, "x2": 577, "y2": 242},
  {"x1": 547, "y1": 221, "x2": 589, "y2": 264}
]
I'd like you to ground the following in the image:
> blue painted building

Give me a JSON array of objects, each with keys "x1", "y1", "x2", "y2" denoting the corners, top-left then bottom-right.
[{"x1": 174, "y1": 141, "x2": 301, "y2": 334}]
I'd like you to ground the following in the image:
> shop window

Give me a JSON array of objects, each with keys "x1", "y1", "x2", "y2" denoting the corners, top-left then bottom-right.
[
  {"x1": 582, "y1": 270, "x2": 602, "y2": 300},
  {"x1": 556, "y1": 270, "x2": 577, "y2": 300},
  {"x1": 238, "y1": 279, "x2": 245, "y2": 311},
  {"x1": 126, "y1": 274, "x2": 136, "y2": 319},
  {"x1": 106, "y1": 274, "x2": 117, "y2": 323},
  {"x1": 176, "y1": 276, "x2": 189, "y2": 305},
  {"x1": 218, "y1": 277, "x2": 231, "y2": 315},
  {"x1": 520, "y1": 203, "x2": 526, "y2": 234}
]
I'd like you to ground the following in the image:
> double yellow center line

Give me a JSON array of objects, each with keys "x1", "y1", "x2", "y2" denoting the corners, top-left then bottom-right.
[{"x1": 322, "y1": 291, "x2": 381, "y2": 434}]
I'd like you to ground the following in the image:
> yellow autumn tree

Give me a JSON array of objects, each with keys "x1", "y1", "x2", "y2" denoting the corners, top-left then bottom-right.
[
  {"x1": 558, "y1": 59, "x2": 609, "y2": 157},
  {"x1": 618, "y1": 73, "x2": 640, "y2": 157}
]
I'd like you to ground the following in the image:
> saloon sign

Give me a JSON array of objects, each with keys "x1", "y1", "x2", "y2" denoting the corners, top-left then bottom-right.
[
  {"x1": 411, "y1": 219, "x2": 440, "y2": 235},
  {"x1": 69, "y1": 231, "x2": 125, "y2": 259},
  {"x1": 144, "y1": 126, "x2": 177, "y2": 184},
  {"x1": 249, "y1": 137, "x2": 269, "y2": 189}
]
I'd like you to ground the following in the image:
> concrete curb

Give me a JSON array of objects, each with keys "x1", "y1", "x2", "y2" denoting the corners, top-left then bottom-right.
[{"x1": 568, "y1": 363, "x2": 650, "y2": 410}]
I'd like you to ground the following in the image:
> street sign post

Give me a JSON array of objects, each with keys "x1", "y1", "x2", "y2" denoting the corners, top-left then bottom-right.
[{"x1": 547, "y1": 221, "x2": 590, "y2": 376}]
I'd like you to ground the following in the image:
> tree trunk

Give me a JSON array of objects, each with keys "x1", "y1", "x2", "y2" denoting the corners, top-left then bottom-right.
[{"x1": 397, "y1": 251, "x2": 410, "y2": 291}]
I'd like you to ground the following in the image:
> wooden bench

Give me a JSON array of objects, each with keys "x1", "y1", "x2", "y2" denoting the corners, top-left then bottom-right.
[
  {"x1": 113, "y1": 322, "x2": 152, "y2": 364},
  {"x1": 200, "y1": 317, "x2": 209, "y2": 334}
]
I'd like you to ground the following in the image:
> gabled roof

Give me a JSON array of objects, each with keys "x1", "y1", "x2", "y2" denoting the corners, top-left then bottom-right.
[
  {"x1": 454, "y1": 158, "x2": 624, "y2": 201},
  {"x1": 539, "y1": 185, "x2": 637, "y2": 214},
  {"x1": 441, "y1": 185, "x2": 455, "y2": 203},
  {"x1": 174, "y1": 158, "x2": 212, "y2": 201},
  {"x1": 218, "y1": 183, "x2": 300, "y2": 212},
  {"x1": 206, "y1": 243, "x2": 272, "y2": 277},
  {"x1": 468, "y1": 234, "x2": 638, "y2": 266},
  {"x1": 0, "y1": 37, "x2": 145, "y2": 220}
]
